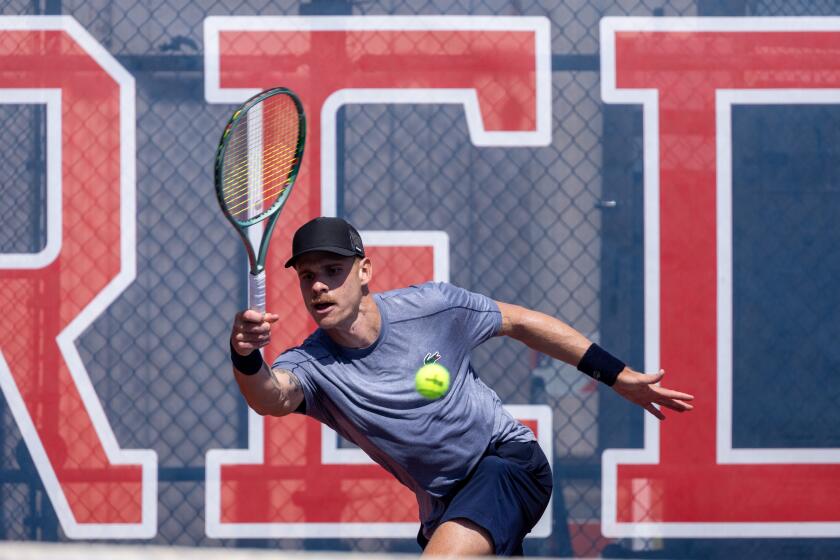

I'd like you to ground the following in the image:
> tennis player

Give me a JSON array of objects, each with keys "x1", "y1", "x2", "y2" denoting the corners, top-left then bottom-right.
[{"x1": 229, "y1": 217, "x2": 693, "y2": 556}]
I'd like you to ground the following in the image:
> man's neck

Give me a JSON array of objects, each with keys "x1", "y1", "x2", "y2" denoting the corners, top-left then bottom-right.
[{"x1": 324, "y1": 294, "x2": 381, "y2": 349}]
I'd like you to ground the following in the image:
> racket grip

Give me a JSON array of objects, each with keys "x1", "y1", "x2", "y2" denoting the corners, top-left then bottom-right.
[{"x1": 248, "y1": 270, "x2": 266, "y2": 312}]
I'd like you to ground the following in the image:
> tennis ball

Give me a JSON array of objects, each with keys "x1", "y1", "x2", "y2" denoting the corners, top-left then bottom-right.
[{"x1": 415, "y1": 363, "x2": 450, "y2": 399}]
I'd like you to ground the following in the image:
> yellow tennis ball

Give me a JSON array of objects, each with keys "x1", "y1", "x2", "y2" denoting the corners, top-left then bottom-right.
[{"x1": 415, "y1": 363, "x2": 450, "y2": 399}]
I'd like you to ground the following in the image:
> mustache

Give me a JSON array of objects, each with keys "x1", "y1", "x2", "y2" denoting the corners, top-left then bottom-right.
[{"x1": 311, "y1": 298, "x2": 334, "y2": 306}]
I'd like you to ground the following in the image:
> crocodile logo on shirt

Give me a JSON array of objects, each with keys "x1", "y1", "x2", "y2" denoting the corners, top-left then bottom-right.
[{"x1": 423, "y1": 351, "x2": 441, "y2": 365}]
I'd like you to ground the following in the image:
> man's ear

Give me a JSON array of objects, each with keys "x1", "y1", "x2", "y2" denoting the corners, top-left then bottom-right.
[{"x1": 358, "y1": 257, "x2": 372, "y2": 286}]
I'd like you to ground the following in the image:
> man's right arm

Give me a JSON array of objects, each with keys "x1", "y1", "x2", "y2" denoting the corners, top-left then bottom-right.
[
  {"x1": 230, "y1": 309, "x2": 305, "y2": 417},
  {"x1": 233, "y1": 362, "x2": 304, "y2": 417}
]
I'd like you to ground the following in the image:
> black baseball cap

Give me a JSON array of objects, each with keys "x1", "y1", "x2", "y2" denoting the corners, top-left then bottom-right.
[{"x1": 284, "y1": 217, "x2": 365, "y2": 268}]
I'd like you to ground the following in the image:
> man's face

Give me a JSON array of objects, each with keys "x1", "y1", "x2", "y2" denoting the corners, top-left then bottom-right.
[{"x1": 294, "y1": 252, "x2": 370, "y2": 329}]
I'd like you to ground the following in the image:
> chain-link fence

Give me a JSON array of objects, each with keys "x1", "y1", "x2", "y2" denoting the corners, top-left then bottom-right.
[{"x1": 2, "y1": 1, "x2": 840, "y2": 558}]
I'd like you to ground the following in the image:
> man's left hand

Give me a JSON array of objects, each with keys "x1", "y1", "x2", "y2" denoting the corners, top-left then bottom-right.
[{"x1": 612, "y1": 369, "x2": 694, "y2": 420}]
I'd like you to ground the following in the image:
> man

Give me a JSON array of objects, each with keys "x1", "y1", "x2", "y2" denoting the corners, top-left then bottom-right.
[{"x1": 230, "y1": 217, "x2": 693, "y2": 556}]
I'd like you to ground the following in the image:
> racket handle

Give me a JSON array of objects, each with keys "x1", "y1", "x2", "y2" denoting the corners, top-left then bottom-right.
[{"x1": 248, "y1": 270, "x2": 266, "y2": 312}]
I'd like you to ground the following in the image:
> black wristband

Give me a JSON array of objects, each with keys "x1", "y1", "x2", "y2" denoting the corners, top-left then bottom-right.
[
  {"x1": 576, "y1": 343, "x2": 624, "y2": 386},
  {"x1": 230, "y1": 341, "x2": 264, "y2": 376}
]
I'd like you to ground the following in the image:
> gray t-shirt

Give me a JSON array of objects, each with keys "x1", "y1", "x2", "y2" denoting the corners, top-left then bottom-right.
[{"x1": 272, "y1": 281, "x2": 534, "y2": 532}]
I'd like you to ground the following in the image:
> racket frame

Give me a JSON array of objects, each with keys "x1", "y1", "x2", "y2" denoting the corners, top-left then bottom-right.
[{"x1": 213, "y1": 87, "x2": 306, "y2": 276}]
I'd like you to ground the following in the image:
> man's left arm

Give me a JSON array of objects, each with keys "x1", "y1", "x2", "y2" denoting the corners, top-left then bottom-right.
[{"x1": 496, "y1": 301, "x2": 694, "y2": 420}]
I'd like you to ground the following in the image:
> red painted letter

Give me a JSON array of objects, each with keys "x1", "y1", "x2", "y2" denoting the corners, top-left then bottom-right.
[
  {"x1": 0, "y1": 17, "x2": 155, "y2": 538},
  {"x1": 601, "y1": 17, "x2": 840, "y2": 538}
]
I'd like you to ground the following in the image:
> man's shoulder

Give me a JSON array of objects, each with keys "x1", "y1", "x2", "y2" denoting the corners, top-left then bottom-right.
[
  {"x1": 377, "y1": 281, "x2": 449, "y2": 306},
  {"x1": 273, "y1": 330, "x2": 333, "y2": 369},
  {"x1": 378, "y1": 281, "x2": 440, "y2": 300},
  {"x1": 377, "y1": 282, "x2": 479, "y2": 322}
]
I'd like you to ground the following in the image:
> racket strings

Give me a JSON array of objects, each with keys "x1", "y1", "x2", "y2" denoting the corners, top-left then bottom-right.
[
  {"x1": 221, "y1": 145, "x2": 297, "y2": 205},
  {"x1": 222, "y1": 130, "x2": 297, "y2": 200},
  {"x1": 226, "y1": 184, "x2": 290, "y2": 216},
  {"x1": 221, "y1": 109, "x2": 298, "y2": 195},
  {"x1": 223, "y1": 151, "x2": 297, "y2": 216},
  {"x1": 221, "y1": 95, "x2": 300, "y2": 221},
  {"x1": 222, "y1": 140, "x2": 297, "y2": 190}
]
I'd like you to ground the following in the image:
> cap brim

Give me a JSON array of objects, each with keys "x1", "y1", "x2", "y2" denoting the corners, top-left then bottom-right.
[{"x1": 284, "y1": 246, "x2": 359, "y2": 268}]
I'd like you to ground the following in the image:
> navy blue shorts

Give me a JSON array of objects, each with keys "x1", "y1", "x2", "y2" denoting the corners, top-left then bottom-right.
[{"x1": 418, "y1": 439, "x2": 553, "y2": 556}]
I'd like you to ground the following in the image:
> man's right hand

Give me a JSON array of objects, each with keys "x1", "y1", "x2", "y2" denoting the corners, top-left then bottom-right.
[{"x1": 230, "y1": 310, "x2": 280, "y2": 355}]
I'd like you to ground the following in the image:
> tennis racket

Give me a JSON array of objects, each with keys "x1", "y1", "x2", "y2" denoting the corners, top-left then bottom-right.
[{"x1": 214, "y1": 87, "x2": 306, "y2": 312}]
